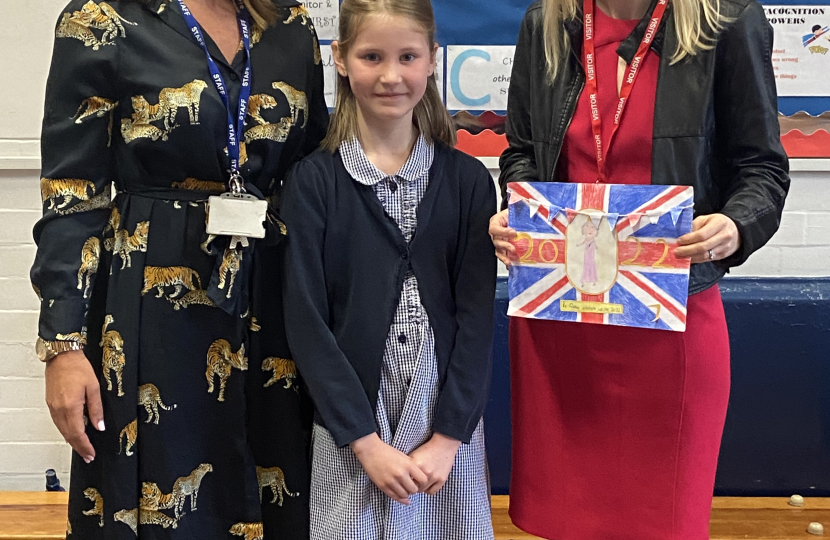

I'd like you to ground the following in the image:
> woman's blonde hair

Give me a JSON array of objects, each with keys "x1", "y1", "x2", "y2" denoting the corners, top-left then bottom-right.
[
  {"x1": 137, "y1": 0, "x2": 278, "y2": 28},
  {"x1": 542, "y1": 0, "x2": 726, "y2": 80},
  {"x1": 321, "y1": 0, "x2": 456, "y2": 152}
]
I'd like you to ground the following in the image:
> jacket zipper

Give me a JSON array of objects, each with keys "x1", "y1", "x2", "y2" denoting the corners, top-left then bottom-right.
[{"x1": 550, "y1": 76, "x2": 585, "y2": 181}]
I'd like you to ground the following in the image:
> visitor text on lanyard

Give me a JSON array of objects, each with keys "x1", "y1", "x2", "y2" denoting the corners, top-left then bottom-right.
[
  {"x1": 583, "y1": 0, "x2": 668, "y2": 183},
  {"x1": 177, "y1": 0, "x2": 252, "y2": 194}
]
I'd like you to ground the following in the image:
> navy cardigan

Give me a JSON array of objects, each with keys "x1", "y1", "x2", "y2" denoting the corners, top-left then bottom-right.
[{"x1": 281, "y1": 143, "x2": 497, "y2": 447}]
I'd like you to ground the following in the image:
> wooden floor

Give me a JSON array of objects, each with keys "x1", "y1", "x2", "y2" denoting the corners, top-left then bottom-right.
[{"x1": 1, "y1": 493, "x2": 829, "y2": 539}]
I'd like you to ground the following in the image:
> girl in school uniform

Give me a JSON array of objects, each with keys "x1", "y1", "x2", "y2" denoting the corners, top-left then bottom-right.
[{"x1": 280, "y1": 0, "x2": 497, "y2": 538}]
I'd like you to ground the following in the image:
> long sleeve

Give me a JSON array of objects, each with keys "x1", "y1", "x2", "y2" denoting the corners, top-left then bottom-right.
[
  {"x1": 499, "y1": 8, "x2": 543, "y2": 206},
  {"x1": 31, "y1": 1, "x2": 118, "y2": 341},
  {"x1": 432, "y1": 164, "x2": 497, "y2": 443},
  {"x1": 714, "y1": 1, "x2": 790, "y2": 268},
  {"x1": 281, "y1": 159, "x2": 378, "y2": 447}
]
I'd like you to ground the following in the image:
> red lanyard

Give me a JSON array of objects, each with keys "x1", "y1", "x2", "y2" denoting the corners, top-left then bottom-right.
[{"x1": 583, "y1": 0, "x2": 668, "y2": 183}]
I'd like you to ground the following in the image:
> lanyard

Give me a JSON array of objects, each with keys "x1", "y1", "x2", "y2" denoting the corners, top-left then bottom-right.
[
  {"x1": 583, "y1": 0, "x2": 668, "y2": 183},
  {"x1": 177, "y1": 0, "x2": 253, "y2": 194}
]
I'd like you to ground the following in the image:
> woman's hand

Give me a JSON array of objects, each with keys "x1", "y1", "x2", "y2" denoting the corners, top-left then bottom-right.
[
  {"x1": 490, "y1": 209, "x2": 517, "y2": 267},
  {"x1": 409, "y1": 433, "x2": 462, "y2": 495},
  {"x1": 45, "y1": 350, "x2": 104, "y2": 463},
  {"x1": 351, "y1": 433, "x2": 428, "y2": 505},
  {"x1": 675, "y1": 214, "x2": 741, "y2": 263}
]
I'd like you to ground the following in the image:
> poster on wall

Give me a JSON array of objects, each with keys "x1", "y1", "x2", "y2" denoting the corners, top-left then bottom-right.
[
  {"x1": 764, "y1": 5, "x2": 830, "y2": 96},
  {"x1": 446, "y1": 46, "x2": 515, "y2": 111},
  {"x1": 301, "y1": 0, "x2": 339, "y2": 40},
  {"x1": 506, "y1": 182, "x2": 694, "y2": 332}
]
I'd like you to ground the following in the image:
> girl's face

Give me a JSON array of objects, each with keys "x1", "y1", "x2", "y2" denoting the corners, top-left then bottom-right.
[{"x1": 334, "y1": 14, "x2": 436, "y2": 126}]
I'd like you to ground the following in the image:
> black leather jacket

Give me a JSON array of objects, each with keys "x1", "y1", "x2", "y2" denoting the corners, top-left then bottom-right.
[{"x1": 500, "y1": 0, "x2": 790, "y2": 294}]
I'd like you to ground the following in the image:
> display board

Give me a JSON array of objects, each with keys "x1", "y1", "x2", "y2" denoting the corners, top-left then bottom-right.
[{"x1": 304, "y1": 0, "x2": 830, "y2": 158}]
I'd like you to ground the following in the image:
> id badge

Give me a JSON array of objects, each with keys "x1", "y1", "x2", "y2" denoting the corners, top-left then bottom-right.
[{"x1": 206, "y1": 192, "x2": 267, "y2": 239}]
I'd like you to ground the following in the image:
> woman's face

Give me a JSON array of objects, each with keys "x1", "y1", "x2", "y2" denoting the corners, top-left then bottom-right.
[
  {"x1": 334, "y1": 14, "x2": 436, "y2": 126},
  {"x1": 583, "y1": 221, "x2": 597, "y2": 239}
]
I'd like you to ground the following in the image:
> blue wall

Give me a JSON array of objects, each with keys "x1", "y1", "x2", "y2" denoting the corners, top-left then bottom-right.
[{"x1": 484, "y1": 277, "x2": 830, "y2": 496}]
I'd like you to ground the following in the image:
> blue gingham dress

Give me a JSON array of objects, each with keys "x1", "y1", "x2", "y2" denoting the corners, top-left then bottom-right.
[{"x1": 309, "y1": 135, "x2": 494, "y2": 540}]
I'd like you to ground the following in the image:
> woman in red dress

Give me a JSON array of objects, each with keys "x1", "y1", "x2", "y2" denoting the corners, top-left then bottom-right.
[{"x1": 490, "y1": 0, "x2": 789, "y2": 538}]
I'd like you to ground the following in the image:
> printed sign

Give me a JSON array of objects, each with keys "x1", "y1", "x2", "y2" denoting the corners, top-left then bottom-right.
[
  {"x1": 764, "y1": 5, "x2": 830, "y2": 96},
  {"x1": 301, "y1": 0, "x2": 339, "y2": 40},
  {"x1": 507, "y1": 182, "x2": 694, "y2": 332},
  {"x1": 446, "y1": 46, "x2": 515, "y2": 110}
]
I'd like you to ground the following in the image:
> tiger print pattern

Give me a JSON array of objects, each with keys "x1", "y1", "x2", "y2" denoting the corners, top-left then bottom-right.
[
  {"x1": 56, "y1": 13, "x2": 104, "y2": 50},
  {"x1": 105, "y1": 220, "x2": 149, "y2": 271},
  {"x1": 256, "y1": 466, "x2": 299, "y2": 506},
  {"x1": 55, "y1": 327, "x2": 88, "y2": 344},
  {"x1": 168, "y1": 463, "x2": 213, "y2": 519},
  {"x1": 262, "y1": 357, "x2": 298, "y2": 389},
  {"x1": 113, "y1": 508, "x2": 138, "y2": 535},
  {"x1": 73, "y1": 2, "x2": 136, "y2": 44},
  {"x1": 72, "y1": 96, "x2": 118, "y2": 146},
  {"x1": 230, "y1": 522, "x2": 264, "y2": 540},
  {"x1": 77, "y1": 237, "x2": 100, "y2": 299},
  {"x1": 40, "y1": 178, "x2": 94, "y2": 211},
  {"x1": 100, "y1": 315, "x2": 126, "y2": 397},
  {"x1": 171, "y1": 177, "x2": 225, "y2": 192},
  {"x1": 283, "y1": 5, "x2": 310, "y2": 26},
  {"x1": 141, "y1": 482, "x2": 175, "y2": 511},
  {"x1": 142, "y1": 266, "x2": 201, "y2": 299},
  {"x1": 247, "y1": 93, "x2": 278, "y2": 126},
  {"x1": 104, "y1": 205, "x2": 121, "y2": 235},
  {"x1": 82, "y1": 487, "x2": 104, "y2": 527},
  {"x1": 138, "y1": 383, "x2": 176, "y2": 424},
  {"x1": 217, "y1": 247, "x2": 243, "y2": 299},
  {"x1": 206, "y1": 340, "x2": 248, "y2": 402},
  {"x1": 272, "y1": 82, "x2": 308, "y2": 128},
  {"x1": 168, "y1": 288, "x2": 216, "y2": 310},
  {"x1": 119, "y1": 419, "x2": 137, "y2": 456},
  {"x1": 54, "y1": 191, "x2": 111, "y2": 216}
]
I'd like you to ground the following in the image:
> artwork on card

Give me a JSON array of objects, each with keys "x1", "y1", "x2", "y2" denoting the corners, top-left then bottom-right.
[{"x1": 506, "y1": 182, "x2": 694, "y2": 332}]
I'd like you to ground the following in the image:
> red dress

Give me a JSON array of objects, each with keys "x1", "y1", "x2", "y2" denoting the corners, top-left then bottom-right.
[{"x1": 508, "y1": 9, "x2": 731, "y2": 540}]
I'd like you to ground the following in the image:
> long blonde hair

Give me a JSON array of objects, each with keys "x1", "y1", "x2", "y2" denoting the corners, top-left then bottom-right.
[
  {"x1": 321, "y1": 0, "x2": 456, "y2": 152},
  {"x1": 542, "y1": 0, "x2": 726, "y2": 80}
]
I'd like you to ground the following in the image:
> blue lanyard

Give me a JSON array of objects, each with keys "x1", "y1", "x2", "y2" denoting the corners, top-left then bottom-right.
[{"x1": 177, "y1": 0, "x2": 252, "y2": 193}]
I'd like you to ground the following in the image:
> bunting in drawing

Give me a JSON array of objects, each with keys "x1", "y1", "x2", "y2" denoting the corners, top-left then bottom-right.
[{"x1": 506, "y1": 182, "x2": 694, "y2": 332}]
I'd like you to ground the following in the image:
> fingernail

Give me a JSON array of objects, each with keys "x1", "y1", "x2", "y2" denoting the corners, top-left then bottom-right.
[
  {"x1": 84, "y1": 456, "x2": 94, "y2": 464},
  {"x1": 97, "y1": 420, "x2": 106, "y2": 432}
]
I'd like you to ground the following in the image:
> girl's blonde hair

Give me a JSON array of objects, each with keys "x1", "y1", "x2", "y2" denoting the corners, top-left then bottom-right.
[
  {"x1": 541, "y1": 0, "x2": 726, "y2": 80},
  {"x1": 321, "y1": 0, "x2": 456, "y2": 152}
]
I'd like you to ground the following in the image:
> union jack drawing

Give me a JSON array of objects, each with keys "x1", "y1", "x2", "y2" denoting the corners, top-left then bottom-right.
[{"x1": 507, "y1": 182, "x2": 694, "y2": 332}]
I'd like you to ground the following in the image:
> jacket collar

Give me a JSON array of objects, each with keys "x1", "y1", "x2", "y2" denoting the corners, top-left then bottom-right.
[{"x1": 565, "y1": 0, "x2": 670, "y2": 64}]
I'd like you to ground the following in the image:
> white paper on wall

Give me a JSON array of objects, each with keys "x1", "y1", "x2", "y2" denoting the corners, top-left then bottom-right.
[
  {"x1": 764, "y1": 5, "x2": 830, "y2": 96},
  {"x1": 300, "y1": 0, "x2": 339, "y2": 40},
  {"x1": 445, "y1": 46, "x2": 515, "y2": 111}
]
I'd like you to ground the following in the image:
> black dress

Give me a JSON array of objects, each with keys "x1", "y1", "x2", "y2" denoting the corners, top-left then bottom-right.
[{"x1": 30, "y1": 0, "x2": 328, "y2": 538}]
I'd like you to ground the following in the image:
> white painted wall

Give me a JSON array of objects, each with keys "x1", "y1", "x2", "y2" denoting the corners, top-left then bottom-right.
[{"x1": 0, "y1": 0, "x2": 829, "y2": 491}]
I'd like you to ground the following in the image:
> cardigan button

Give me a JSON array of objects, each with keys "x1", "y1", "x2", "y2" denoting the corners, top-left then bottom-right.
[{"x1": 400, "y1": 251, "x2": 408, "y2": 260}]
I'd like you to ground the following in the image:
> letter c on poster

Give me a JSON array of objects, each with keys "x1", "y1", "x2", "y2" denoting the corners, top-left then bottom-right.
[{"x1": 450, "y1": 49, "x2": 491, "y2": 107}]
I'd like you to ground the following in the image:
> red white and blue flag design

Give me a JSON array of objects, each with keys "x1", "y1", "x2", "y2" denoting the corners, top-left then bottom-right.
[{"x1": 507, "y1": 182, "x2": 694, "y2": 332}]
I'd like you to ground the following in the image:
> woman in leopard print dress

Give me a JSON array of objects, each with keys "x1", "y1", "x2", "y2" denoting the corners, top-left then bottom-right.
[{"x1": 31, "y1": 0, "x2": 327, "y2": 537}]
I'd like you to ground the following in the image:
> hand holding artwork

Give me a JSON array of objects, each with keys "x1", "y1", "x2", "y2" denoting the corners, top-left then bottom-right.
[
  {"x1": 409, "y1": 432, "x2": 462, "y2": 495},
  {"x1": 45, "y1": 350, "x2": 105, "y2": 464},
  {"x1": 351, "y1": 432, "x2": 428, "y2": 505},
  {"x1": 675, "y1": 213, "x2": 741, "y2": 263},
  {"x1": 490, "y1": 209, "x2": 517, "y2": 267}
]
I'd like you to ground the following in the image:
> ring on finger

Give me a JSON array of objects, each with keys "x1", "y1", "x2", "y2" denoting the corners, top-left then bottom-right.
[{"x1": 708, "y1": 248, "x2": 715, "y2": 260}]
